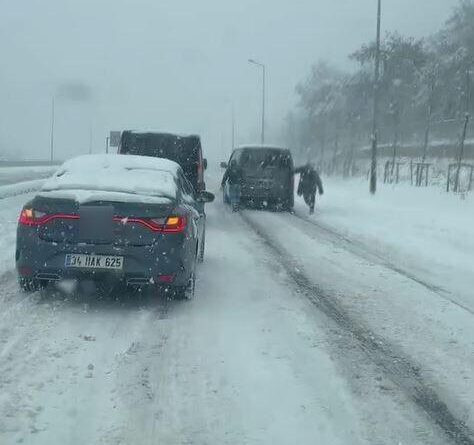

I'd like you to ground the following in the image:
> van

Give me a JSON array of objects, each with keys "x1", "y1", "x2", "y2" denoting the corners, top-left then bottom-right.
[{"x1": 221, "y1": 145, "x2": 294, "y2": 211}]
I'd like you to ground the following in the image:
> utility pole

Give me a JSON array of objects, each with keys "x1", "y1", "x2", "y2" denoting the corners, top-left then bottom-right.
[
  {"x1": 454, "y1": 68, "x2": 472, "y2": 192},
  {"x1": 370, "y1": 0, "x2": 382, "y2": 194},
  {"x1": 262, "y1": 64, "x2": 266, "y2": 145},
  {"x1": 248, "y1": 59, "x2": 266, "y2": 145},
  {"x1": 50, "y1": 96, "x2": 55, "y2": 164},
  {"x1": 89, "y1": 124, "x2": 93, "y2": 155},
  {"x1": 231, "y1": 104, "x2": 236, "y2": 150},
  {"x1": 422, "y1": 75, "x2": 435, "y2": 164}
]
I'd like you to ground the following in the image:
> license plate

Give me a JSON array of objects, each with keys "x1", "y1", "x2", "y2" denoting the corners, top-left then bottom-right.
[{"x1": 65, "y1": 254, "x2": 124, "y2": 270}]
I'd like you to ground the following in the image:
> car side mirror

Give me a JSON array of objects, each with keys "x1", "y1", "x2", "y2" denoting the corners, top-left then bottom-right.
[
  {"x1": 196, "y1": 190, "x2": 215, "y2": 203},
  {"x1": 220, "y1": 162, "x2": 228, "y2": 169},
  {"x1": 203, "y1": 158, "x2": 208, "y2": 170}
]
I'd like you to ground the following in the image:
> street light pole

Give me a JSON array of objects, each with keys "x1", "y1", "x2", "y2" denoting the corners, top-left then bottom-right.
[
  {"x1": 89, "y1": 124, "x2": 93, "y2": 155},
  {"x1": 370, "y1": 0, "x2": 382, "y2": 194},
  {"x1": 231, "y1": 104, "x2": 236, "y2": 150},
  {"x1": 50, "y1": 96, "x2": 55, "y2": 164},
  {"x1": 249, "y1": 59, "x2": 266, "y2": 145}
]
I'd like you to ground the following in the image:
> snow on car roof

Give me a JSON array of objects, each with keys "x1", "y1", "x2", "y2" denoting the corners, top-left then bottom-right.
[
  {"x1": 236, "y1": 144, "x2": 288, "y2": 151},
  {"x1": 127, "y1": 129, "x2": 200, "y2": 138},
  {"x1": 41, "y1": 154, "x2": 180, "y2": 202}
]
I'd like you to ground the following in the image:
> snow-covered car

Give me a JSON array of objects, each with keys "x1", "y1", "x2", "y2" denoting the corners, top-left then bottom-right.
[{"x1": 15, "y1": 154, "x2": 214, "y2": 298}]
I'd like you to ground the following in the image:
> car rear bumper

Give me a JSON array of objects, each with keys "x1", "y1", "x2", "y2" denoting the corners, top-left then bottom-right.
[
  {"x1": 241, "y1": 187, "x2": 290, "y2": 200},
  {"x1": 16, "y1": 236, "x2": 192, "y2": 287}
]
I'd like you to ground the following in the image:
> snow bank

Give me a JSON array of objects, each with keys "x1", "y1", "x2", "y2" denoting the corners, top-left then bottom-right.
[
  {"x1": 0, "y1": 166, "x2": 56, "y2": 186},
  {"x1": 42, "y1": 154, "x2": 180, "y2": 203},
  {"x1": 300, "y1": 177, "x2": 474, "y2": 310},
  {"x1": 0, "y1": 179, "x2": 45, "y2": 200}
]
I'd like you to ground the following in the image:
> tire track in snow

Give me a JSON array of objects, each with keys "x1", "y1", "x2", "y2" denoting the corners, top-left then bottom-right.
[
  {"x1": 241, "y1": 212, "x2": 474, "y2": 445},
  {"x1": 292, "y1": 212, "x2": 474, "y2": 317}
]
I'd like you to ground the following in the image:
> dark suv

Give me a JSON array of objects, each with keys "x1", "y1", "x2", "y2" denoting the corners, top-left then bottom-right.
[
  {"x1": 222, "y1": 145, "x2": 294, "y2": 211},
  {"x1": 119, "y1": 131, "x2": 207, "y2": 193},
  {"x1": 119, "y1": 130, "x2": 209, "y2": 260}
]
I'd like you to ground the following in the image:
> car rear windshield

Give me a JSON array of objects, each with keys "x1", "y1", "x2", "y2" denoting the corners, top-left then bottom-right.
[
  {"x1": 121, "y1": 133, "x2": 200, "y2": 166},
  {"x1": 235, "y1": 149, "x2": 292, "y2": 170}
]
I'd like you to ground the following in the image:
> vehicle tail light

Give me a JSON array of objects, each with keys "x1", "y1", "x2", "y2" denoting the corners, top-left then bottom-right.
[
  {"x1": 19, "y1": 208, "x2": 37, "y2": 225},
  {"x1": 149, "y1": 216, "x2": 187, "y2": 233},
  {"x1": 19, "y1": 209, "x2": 78, "y2": 226},
  {"x1": 157, "y1": 274, "x2": 175, "y2": 284},
  {"x1": 162, "y1": 216, "x2": 187, "y2": 233},
  {"x1": 18, "y1": 266, "x2": 33, "y2": 277},
  {"x1": 198, "y1": 161, "x2": 204, "y2": 182},
  {"x1": 114, "y1": 216, "x2": 187, "y2": 233}
]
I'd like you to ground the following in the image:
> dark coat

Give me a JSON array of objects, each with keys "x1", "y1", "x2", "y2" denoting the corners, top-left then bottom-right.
[
  {"x1": 221, "y1": 164, "x2": 243, "y2": 187},
  {"x1": 294, "y1": 165, "x2": 324, "y2": 196}
]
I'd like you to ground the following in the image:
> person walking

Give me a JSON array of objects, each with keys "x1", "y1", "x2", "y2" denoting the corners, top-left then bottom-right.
[
  {"x1": 221, "y1": 159, "x2": 243, "y2": 212},
  {"x1": 294, "y1": 163, "x2": 324, "y2": 214}
]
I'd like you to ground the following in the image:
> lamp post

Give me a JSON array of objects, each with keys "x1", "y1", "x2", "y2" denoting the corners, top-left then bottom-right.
[
  {"x1": 231, "y1": 103, "x2": 236, "y2": 150},
  {"x1": 50, "y1": 96, "x2": 55, "y2": 164},
  {"x1": 248, "y1": 58, "x2": 266, "y2": 145}
]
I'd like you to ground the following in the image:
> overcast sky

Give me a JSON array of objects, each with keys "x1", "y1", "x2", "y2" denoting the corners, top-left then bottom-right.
[{"x1": 0, "y1": 0, "x2": 458, "y2": 161}]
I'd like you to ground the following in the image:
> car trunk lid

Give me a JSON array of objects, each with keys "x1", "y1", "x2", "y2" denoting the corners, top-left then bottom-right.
[{"x1": 34, "y1": 198, "x2": 175, "y2": 247}]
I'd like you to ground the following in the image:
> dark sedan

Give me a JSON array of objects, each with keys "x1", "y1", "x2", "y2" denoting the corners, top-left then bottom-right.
[{"x1": 16, "y1": 154, "x2": 214, "y2": 299}]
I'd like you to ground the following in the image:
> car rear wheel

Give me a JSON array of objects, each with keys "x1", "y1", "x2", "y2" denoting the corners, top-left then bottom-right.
[
  {"x1": 174, "y1": 272, "x2": 195, "y2": 300},
  {"x1": 283, "y1": 195, "x2": 294, "y2": 212},
  {"x1": 198, "y1": 230, "x2": 206, "y2": 263},
  {"x1": 223, "y1": 190, "x2": 230, "y2": 204},
  {"x1": 19, "y1": 277, "x2": 47, "y2": 293}
]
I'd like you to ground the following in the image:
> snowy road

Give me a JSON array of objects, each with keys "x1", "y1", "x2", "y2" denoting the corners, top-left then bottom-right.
[{"x1": 0, "y1": 185, "x2": 473, "y2": 444}]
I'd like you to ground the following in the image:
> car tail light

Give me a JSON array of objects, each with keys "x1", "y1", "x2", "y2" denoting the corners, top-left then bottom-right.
[
  {"x1": 162, "y1": 216, "x2": 187, "y2": 233},
  {"x1": 18, "y1": 266, "x2": 33, "y2": 277},
  {"x1": 114, "y1": 216, "x2": 187, "y2": 233},
  {"x1": 19, "y1": 208, "x2": 38, "y2": 225},
  {"x1": 198, "y1": 161, "x2": 204, "y2": 183},
  {"x1": 157, "y1": 274, "x2": 175, "y2": 284},
  {"x1": 148, "y1": 216, "x2": 187, "y2": 233},
  {"x1": 19, "y1": 209, "x2": 79, "y2": 226}
]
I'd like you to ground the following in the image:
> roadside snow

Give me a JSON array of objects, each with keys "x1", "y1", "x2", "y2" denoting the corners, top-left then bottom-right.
[
  {"x1": 246, "y1": 208, "x2": 474, "y2": 435},
  {"x1": 0, "y1": 194, "x2": 33, "y2": 272},
  {"x1": 0, "y1": 166, "x2": 55, "y2": 186},
  {"x1": 301, "y1": 177, "x2": 474, "y2": 311},
  {"x1": 0, "y1": 180, "x2": 45, "y2": 200}
]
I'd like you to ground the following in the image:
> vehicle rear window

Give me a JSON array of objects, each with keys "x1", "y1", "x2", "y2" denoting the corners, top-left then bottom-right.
[
  {"x1": 238, "y1": 149, "x2": 292, "y2": 169},
  {"x1": 121, "y1": 133, "x2": 200, "y2": 165},
  {"x1": 121, "y1": 133, "x2": 201, "y2": 186}
]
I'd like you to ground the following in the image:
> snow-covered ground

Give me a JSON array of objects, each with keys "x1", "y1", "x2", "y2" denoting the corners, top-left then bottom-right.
[
  {"x1": 0, "y1": 166, "x2": 56, "y2": 200},
  {"x1": 0, "y1": 166, "x2": 56, "y2": 186},
  {"x1": 0, "y1": 172, "x2": 473, "y2": 444},
  {"x1": 302, "y1": 178, "x2": 474, "y2": 312}
]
